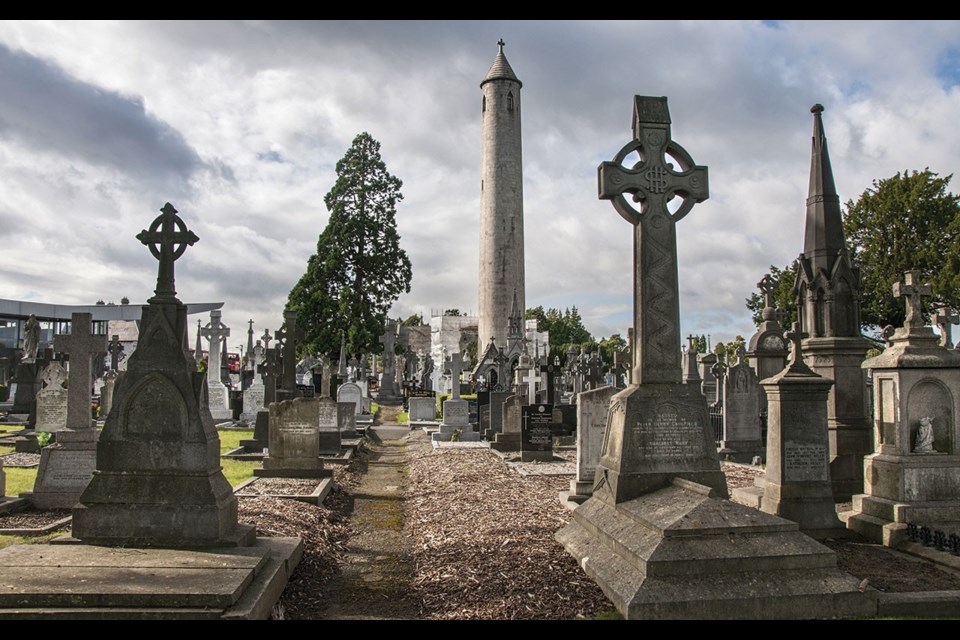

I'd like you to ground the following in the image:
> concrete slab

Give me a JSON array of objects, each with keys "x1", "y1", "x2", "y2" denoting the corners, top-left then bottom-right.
[{"x1": 0, "y1": 537, "x2": 302, "y2": 619}]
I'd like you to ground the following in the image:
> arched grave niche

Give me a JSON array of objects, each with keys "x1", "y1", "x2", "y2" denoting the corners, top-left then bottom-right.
[{"x1": 906, "y1": 379, "x2": 954, "y2": 454}]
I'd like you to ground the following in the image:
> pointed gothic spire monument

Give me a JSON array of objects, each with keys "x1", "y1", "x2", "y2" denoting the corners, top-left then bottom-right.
[
  {"x1": 792, "y1": 104, "x2": 871, "y2": 501},
  {"x1": 72, "y1": 203, "x2": 254, "y2": 547},
  {"x1": 478, "y1": 39, "x2": 525, "y2": 349}
]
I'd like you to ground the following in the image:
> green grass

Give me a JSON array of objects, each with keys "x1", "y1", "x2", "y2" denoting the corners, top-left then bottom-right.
[
  {"x1": 220, "y1": 458, "x2": 257, "y2": 488},
  {"x1": 397, "y1": 411, "x2": 408, "y2": 424},
  {"x1": 593, "y1": 609, "x2": 624, "y2": 620},
  {"x1": 5, "y1": 466, "x2": 38, "y2": 496},
  {"x1": 217, "y1": 429, "x2": 254, "y2": 454},
  {"x1": 0, "y1": 531, "x2": 63, "y2": 550}
]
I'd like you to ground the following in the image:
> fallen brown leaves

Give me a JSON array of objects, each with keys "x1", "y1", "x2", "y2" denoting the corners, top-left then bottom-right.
[{"x1": 404, "y1": 440, "x2": 611, "y2": 620}]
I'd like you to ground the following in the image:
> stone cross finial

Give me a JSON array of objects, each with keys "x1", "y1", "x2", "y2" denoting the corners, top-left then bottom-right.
[
  {"x1": 735, "y1": 344, "x2": 746, "y2": 365},
  {"x1": 107, "y1": 334, "x2": 124, "y2": 371},
  {"x1": 136, "y1": 203, "x2": 199, "y2": 304},
  {"x1": 598, "y1": 96, "x2": 709, "y2": 384},
  {"x1": 893, "y1": 270, "x2": 932, "y2": 329},
  {"x1": 53, "y1": 312, "x2": 107, "y2": 431},
  {"x1": 931, "y1": 307, "x2": 959, "y2": 349},
  {"x1": 784, "y1": 321, "x2": 811, "y2": 373},
  {"x1": 686, "y1": 334, "x2": 699, "y2": 354},
  {"x1": 497, "y1": 38, "x2": 505, "y2": 53},
  {"x1": 758, "y1": 274, "x2": 777, "y2": 309},
  {"x1": 261, "y1": 328, "x2": 272, "y2": 350}
]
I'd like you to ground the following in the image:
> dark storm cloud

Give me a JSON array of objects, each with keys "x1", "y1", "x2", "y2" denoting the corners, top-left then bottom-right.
[{"x1": 0, "y1": 43, "x2": 202, "y2": 181}]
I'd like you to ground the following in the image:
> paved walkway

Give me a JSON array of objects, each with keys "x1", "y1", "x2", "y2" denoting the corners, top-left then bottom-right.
[{"x1": 315, "y1": 411, "x2": 419, "y2": 619}]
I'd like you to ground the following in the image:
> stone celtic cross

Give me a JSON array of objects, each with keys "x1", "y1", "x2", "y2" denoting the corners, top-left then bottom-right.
[
  {"x1": 275, "y1": 309, "x2": 305, "y2": 392},
  {"x1": 261, "y1": 328, "x2": 272, "y2": 350},
  {"x1": 53, "y1": 312, "x2": 107, "y2": 430},
  {"x1": 932, "y1": 307, "x2": 959, "y2": 349},
  {"x1": 136, "y1": 203, "x2": 199, "y2": 304},
  {"x1": 200, "y1": 310, "x2": 231, "y2": 380},
  {"x1": 107, "y1": 334, "x2": 124, "y2": 371},
  {"x1": 598, "y1": 96, "x2": 709, "y2": 384},
  {"x1": 893, "y1": 270, "x2": 932, "y2": 329},
  {"x1": 445, "y1": 352, "x2": 463, "y2": 400}
]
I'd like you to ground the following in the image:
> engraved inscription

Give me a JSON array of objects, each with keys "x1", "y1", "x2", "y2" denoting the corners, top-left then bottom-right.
[
  {"x1": 783, "y1": 441, "x2": 828, "y2": 482},
  {"x1": 281, "y1": 421, "x2": 315, "y2": 434},
  {"x1": 43, "y1": 450, "x2": 95, "y2": 489},
  {"x1": 318, "y1": 403, "x2": 338, "y2": 430},
  {"x1": 632, "y1": 402, "x2": 704, "y2": 460}
]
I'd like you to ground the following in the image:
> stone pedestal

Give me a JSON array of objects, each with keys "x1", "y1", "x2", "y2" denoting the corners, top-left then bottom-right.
[
  {"x1": 759, "y1": 363, "x2": 844, "y2": 538},
  {"x1": 846, "y1": 323, "x2": 960, "y2": 547},
  {"x1": 11, "y1": 362, "x2": 41, "y2": 427},
  {"x1": 27, "y1": 429, "x2": 98, "y2": 510},
  {"x1": 207, "y1": 381, "x2": 232, "y2": 421}
]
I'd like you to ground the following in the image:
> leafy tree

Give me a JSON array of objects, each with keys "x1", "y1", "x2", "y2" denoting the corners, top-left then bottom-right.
[
  {"x1": 714, "y1": 335, "x2": 746, "y2": 364},
  {"x1": 288, "y1": 132, "x2": 412, "y2": 359},
  {"x1": 526, "y1": 305, "x2": 593, "y2": 359},
  {"x1": 399, "y1": 313, "x2": 423, "y2": 327},
  {"x1": 688, "y1": 334, "x2": 707, "y2": 354},
  {"x1": 745, "y1": 261, "x2": 801, "y2": 327},
  {"x1": 443, "y1": 309, "x2": 463, "y2": 317},
  {"x1": 598, "y1": 334, "x2": 627, "y2": 363},
  {"x1": 844, "y1": 169, "x2": 960, "y2": 329}
]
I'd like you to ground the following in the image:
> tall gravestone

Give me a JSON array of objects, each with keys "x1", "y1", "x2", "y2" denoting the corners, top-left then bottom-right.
[
  {"x1": 521, "y1": 403, "x2": 554, "y2": 462},
  {"x1": 275, "y1": 310, "x2": 305, "y2": 402},
  {"x1": 556, "y1": 96, "x2": 873, "y2": 620},
  {"x1": 337, "y1": 401, "x2": 358, "y2": 438},
  {"x1": 490, "y1": 394, "x2": 523, "y2": 451},
  {"x1": 760, "y1": 323, "x2": 844, "y2": 537},
  {"x1": 720, "y1": 349, "x2": 764, "y2": 462},
  {"x1": 73, "y1": 203, "x2": 254, "y2": 546},
  {"x1": 434, "y1": 352, "x2": 475, "y2": 441},
  {"x1": 34, "y1": 361, "x2": 68, "y2": 433},
  {"x1": 317, "y1": 397, "x2": 341, "y2": 456},
  {"x1": 240, "y1": 352, "x2": 265, "y2": 423},
  {"x1": 200, "y1": 310, "x2": 232, "y2": 421},
  {"x1": 847, "y1": 271, "x2": 960, "y2": 547},
  {"x1": 30, "y1": 313, "x2": 107, "y2": 509},
  {"x1": 561, "y1": 385, "x2": 617, "y2": 507}
]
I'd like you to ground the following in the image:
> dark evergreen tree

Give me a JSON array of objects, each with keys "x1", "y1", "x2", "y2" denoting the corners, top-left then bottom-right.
[{"x1": 288, "y1": 132, "x2": 412, "y2": 359}]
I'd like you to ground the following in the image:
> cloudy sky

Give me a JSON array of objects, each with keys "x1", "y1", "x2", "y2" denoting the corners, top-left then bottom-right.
[{"x1": 0, "y1": 20, "x2": 958, "y2": 353}]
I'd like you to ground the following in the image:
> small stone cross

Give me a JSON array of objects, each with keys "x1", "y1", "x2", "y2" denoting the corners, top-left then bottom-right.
[
  {"x1": 893, "y1": 270, "x2": 932, "y2": 329},
  {"x1": 136, "y1": 203, "x2": 199, "y2": 304},
  {"x1": 445, "y1": 352, "x2": 463, "y2": 400},
  {"x1": 931, "y1": 307, "x2": 959, "y2": 349},
  {"x1": 497, "y1": 38, "x2": 505, "y2": 53},
  {"x1": 107, "y1": 334, "x2": 124, "y2": 371},
  {"x1": 53, "y1": 312, "x2": 107, "y2": 430},
  {"x1": 784, "y1": 321, "x2": 811, "y2": 373}
]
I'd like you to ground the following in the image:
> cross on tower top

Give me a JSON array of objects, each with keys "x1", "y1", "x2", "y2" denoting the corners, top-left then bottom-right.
[
  {"x1": 893, "y1": 270, "x2": 932, "y2": 329},
  {"x1": 497, "y1": 38, "x2": 505, "y2": 53},
  {"x1": 136, "y1": 203, "x2": 199, "y2": 304}
]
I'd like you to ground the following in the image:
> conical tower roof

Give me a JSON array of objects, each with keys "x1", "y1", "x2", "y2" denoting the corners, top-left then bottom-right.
[
  {"x1": 802, "y1": 104, "x2": 847, "y2": 272},
  {"x1": 481, "y1": 39, "x2": 522, "y2": 88}
]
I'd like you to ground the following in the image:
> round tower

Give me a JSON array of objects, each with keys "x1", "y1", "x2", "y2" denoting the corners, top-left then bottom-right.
[{"x1": 478, "y1": 39, "x2": 525, "y2": 350}]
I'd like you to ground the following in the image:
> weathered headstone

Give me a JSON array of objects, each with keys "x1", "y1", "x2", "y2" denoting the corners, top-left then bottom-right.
[
  {"x1": 720, "y1": 353, "x2": 764, "y2": 463},
  {"x1": 34, "y1": 361, "x2": 68, "y2": 433},
  {"x1": 521, "y1": 403, "x2": 554, "y2": 462},
  {"x1": 73, "y1": 202, "x2": 254, "y2": 546},
  {"x1": 275, "y1": 310, "x2": 305, "y2": 401},
  {"x1": 556, "y1": 97, "x2": 872, "y2": 620},
  {"x1": 200, "y1": 310, "x2": 232, "y2": 421},
  {"x1": 30, "y1": 313, "x2": 107, "y2": 509},
  {"x1": 240, "y1": 374, "x2": 265, "y2": 423},
  {"x1": 847, "y1": 271, "x2": 960, "y2": 547},
  {"x1": 99, "y1": 369, "x2": 120, "y2": 418},
  {"x1": 408, "y1": 396, "x2": 437, "y2": 424},
  {"x1": 337, "y1": 382, "x2": 363, "y2": 416},
  {"x1": 337, "y1": 401, "x2": 358, "y2": 438},
  {"x1": 490, "y1": 395, "x2": 523, "y2": 452},
  {"x1": 483, "y1": 391, "x2": 512, "y2": 439},
  {"x1": 317, "y1": 397, "x2": 341, "y2": 456},
  {"x1": 256, "y1": 397, "x2": 326, "y2": 478},
  {"x1": 561, "y1": 385, "x2": 617, "y2": 507}
]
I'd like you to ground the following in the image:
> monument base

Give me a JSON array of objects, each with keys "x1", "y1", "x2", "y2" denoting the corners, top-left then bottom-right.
[
  {"x1": 558, "y1": 479, "x2": 594, "y2": 511},
  {"x1": 489, "y1": 433, "x2": 521, "y2": 452},
  {"x1": 556, "y1": 479, "x2": 877, "y2": 619},
  {"x1": 0, "y1": 537, "x2": 301, "y2": 620}
]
